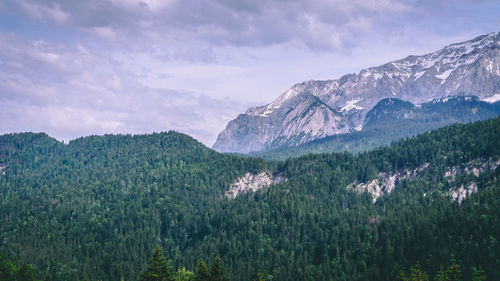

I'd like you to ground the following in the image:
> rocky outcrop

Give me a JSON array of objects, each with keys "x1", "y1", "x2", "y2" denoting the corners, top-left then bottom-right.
[
  {"x1": 347, "y1": 163, "x2": 429, "y2": 202},
  {"x1": 445, "y1": 158, "x2": 500, "y2": 203},
  {"x1": 347, "y1": 158, "x2": 499, "y2": 203},
  {"x1": 226, "y1": 172, "x2": 286, "y2": 199},
  {"x1": 444, "y1": 158, "x2": 500, "y2": 181},
  {"x1": 450, "y1": 183, "x2": 478, "y2": 204},
  {"x1": 214, "y1": 32, "x2": 500, "y2": 153},
  {"x1": 213, "y1": 93, "x2": 349, "y2": 153},
  {"x1": 0, "y1": 164, "x2": 6, "y2": 176}
]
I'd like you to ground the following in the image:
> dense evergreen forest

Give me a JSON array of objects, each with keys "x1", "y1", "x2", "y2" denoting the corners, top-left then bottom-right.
[{"x1": 0, "y1": 117, "x2": 499, "y2": 281}]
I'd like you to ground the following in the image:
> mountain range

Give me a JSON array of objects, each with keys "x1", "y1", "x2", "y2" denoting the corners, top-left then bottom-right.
[
  {"x1": 214, "y1": 32, "x2": 500, "y2": 153},
  {"x1": 254, "y1": 96, "x2": 500, "y2": 160}
]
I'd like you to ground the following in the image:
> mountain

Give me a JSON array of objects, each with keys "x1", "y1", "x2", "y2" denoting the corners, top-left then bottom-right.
[
  {"x1": 214, "y1": 32, "x2": 500, "y2": 153},
  {"x1": 1, "y1": 118, "x2": 500, "y2": 281},
  {"x1": 254, "y1": 97, "x2": 500, "y2": 160},
  {"x1": 215, "y1": 93, "x2": 349, "y2": 152}
]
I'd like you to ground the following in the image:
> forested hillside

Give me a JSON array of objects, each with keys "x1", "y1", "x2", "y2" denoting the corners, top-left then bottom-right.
[{"x1": 1, "y1": 118, "x2": 500, "y2": 280}]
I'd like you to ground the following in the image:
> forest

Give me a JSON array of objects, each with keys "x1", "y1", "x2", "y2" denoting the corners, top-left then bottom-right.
[{"x1": 0, "y1": 117, "x2": 499, "y2": 280}]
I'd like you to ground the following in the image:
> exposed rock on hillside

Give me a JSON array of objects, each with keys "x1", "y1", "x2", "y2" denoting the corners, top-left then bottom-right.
[
  {"x1": 446, "y1": 158, "x2": 500, "y2": 203},
  {"x1": 347, "y1": 163, "x2": 429, "y2": 202},
  {"x1": 348, "y1": 158, "x2": 499, "y2": 203},
  {"x1": 226, "y1": 172, "x2": 286, "y2": 199},
  {"x1": 450, "y1": 183, "x2": 478, "y2": 204},
  {"x1": 445, "y1": 158, "x2": 500, "y2": 181}
]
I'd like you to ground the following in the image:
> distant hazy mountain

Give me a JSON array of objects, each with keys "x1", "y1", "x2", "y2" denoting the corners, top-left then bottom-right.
[{"x1": 214, "y1": 32, "x2": 500, "y2": 153}]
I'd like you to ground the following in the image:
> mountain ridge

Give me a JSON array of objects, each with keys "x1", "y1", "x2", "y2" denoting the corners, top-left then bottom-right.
[
  {"x1": 253, "y1": 97, "x2": 500, "y2": 160},
  {"x1": 214, "y1": 31, "x2": 500, "y2": 153}
]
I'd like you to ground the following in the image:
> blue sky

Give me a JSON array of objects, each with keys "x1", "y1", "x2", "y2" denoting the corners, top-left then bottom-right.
[{"x1": 0, "y1": 0, "x2": 499, "y2": 145}]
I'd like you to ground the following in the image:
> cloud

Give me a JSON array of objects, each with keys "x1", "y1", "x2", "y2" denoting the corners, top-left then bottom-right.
[
  {"x1": 4, "y1": 0, "x2": 414, "y2": 52},
  {"x1": 0, "y1": 33, "x2": 248, "y2": 145},
  {"x1": 1, "y1": 0, "x2": 498, "y2": 147},
  {"x1": 18, "y1": 0, "x2": 69, "y2": 24}
]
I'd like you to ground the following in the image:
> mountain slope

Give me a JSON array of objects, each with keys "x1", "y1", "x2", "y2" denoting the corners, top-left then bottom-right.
[
  {"x1": 0, "y1": 131, "x2": 270, "y2": 281},
  {"x1": 255, "y1": 97, "x2": 500, "y2": 160},
  {"x1": 214, "y1": 31, "x2": 500, "y2": 153},
  {"x1": 213, "y1": 93, "x2": 349, "y2": 152},
  {"x1": 1, "y1": 118, "x2": 500, "y2": 280}
]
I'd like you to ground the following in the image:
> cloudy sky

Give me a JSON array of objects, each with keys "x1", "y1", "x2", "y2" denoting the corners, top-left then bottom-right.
[{"x1": 1, "y1": 0, "x2": 499, "y2": 146}]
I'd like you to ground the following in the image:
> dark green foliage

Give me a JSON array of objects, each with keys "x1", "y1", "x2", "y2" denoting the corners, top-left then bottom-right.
[
  {"x1": 194, "y1": 260, "x2": 209, "y2": 281},
  {"x1": 446, "y1": 255, "x2": 462, "y2": 281},
  {"x1": 400, "y1": 256, "x2": 483, "y2": 281},
  {"x1": 1, "y1": 118, "x2": 500, "y2": 281},
  {"x1": 0, "y1": 254, "x2": 40, "y2": 281},
  {"x1": 208, "y1": 256, "x2": 228, "y2": 281},
  {"x1": 0, "y1": 254, "x2": 17, "y2": 281},
  {"x1": 397, "y1": 262, "x2": 428, "y2": 281},
  {"x1": 139, "y1": 246, "x2": 174, "y2": 281},
  {"x1": 253, "y1": 272, "x2": 265, "y2": 281},
  {"x1": 174, "y1": 267, "x2": 195, "y2": 281},
  {"x1": 472, "y1": 267, "x2": 487, "y2": 281}
]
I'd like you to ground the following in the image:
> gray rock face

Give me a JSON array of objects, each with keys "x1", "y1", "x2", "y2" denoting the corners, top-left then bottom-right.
[
  {"x1": 225, "y1": 172, "x2": 286, "y2": 199},
  {"x1": 214, "y1": 32, "x2": 500, "y2": 153}
]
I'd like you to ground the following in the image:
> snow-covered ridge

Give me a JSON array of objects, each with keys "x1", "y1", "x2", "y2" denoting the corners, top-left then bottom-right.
[
  {"x1": 213, "y1": 31, "x2": 500, "y2": 154},
  {"x1": 226, "y1": 172, "x2": 286, "y2": 199},
  {"x1": 340, "y1": 98, "x2": 364, "y2": 112}
]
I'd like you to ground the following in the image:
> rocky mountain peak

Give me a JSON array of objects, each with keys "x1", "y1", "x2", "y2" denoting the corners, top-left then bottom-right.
[{"x1": 214, "y1": 32, "x2": 500, "y2": 153}]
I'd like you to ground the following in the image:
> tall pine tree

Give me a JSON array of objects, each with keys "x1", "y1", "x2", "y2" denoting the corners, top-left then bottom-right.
[
  {"x1": 194, "y1": 260, "x2": 209, "y2": 281},
  {"x1": 209, "y1": 256, "x2": 228, "y2": 281},
  {"x1": 139, "y1": 246, "x2": 174, "y2": 281}
]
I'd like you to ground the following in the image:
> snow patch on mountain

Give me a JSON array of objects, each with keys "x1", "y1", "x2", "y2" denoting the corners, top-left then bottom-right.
[
  {"x1": 484, "y1": 93, "x2": 500, "y2": 103},
  {"x1": 340, "y1": 98, "x2": 364, "y2": 112},
  {"x1": 435, "y1": 68, "x2": 455, "y2": 81}
]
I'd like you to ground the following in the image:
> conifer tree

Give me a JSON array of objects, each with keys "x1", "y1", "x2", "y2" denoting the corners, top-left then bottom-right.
[
  {"x1": 139, "y1": 246, "x2": 174, "y2": 281},
  {"x1": 396, "y1": 261, "x2": 428, "y2": 281},
  {"x1": 409, "y1": 262, "x2": 428, "y2": 281},
  {"x1": 434, "y1": 266, "x2": 448, "y2": 281},
  {"x1": 446, "y1": 255, "x2": 461, "y2": 281},
  {"x1": 472, "y1": 266, "x2": 487, "y2": 281},
  {"x1": 209, "y1": 256, "x2": 228, "y2": 281},
  {"x1": 194, "y1": 260, "x2": 209, "y2": 281},
  {"x1": 174, "y1": 267, "x2": 195, "y2": 281},
  {"x1": 253, "y1": 272, "x2": 265, "y2": 281},
  {"x1": 17, "y1": 264, "x2": 38, "y2": 281}
]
